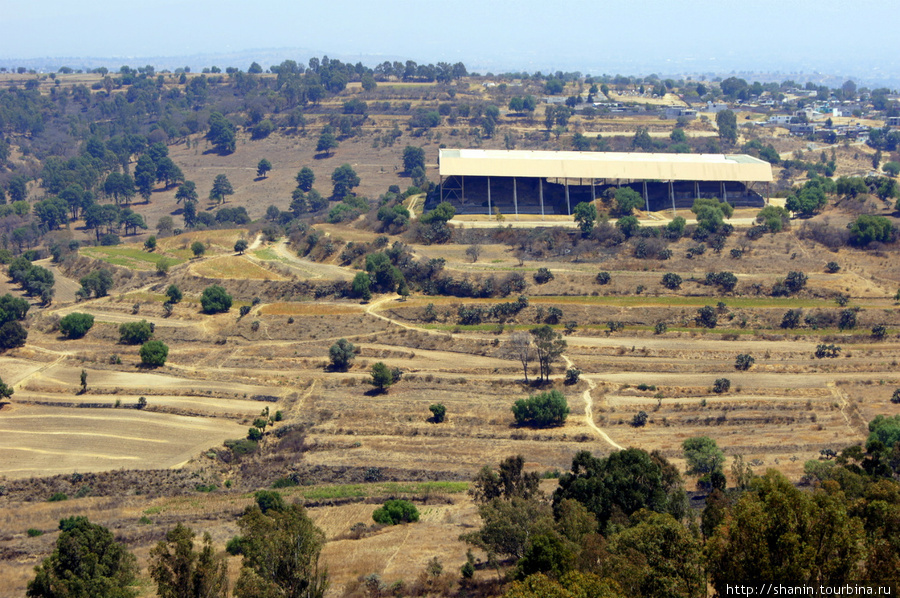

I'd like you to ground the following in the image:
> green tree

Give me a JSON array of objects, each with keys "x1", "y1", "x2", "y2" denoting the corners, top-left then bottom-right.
[
  {"x1": 370, "y1": 362, "x2": 394, "y2": 392},
  {"x1": 785, "y1": 186, "x2": 827, "y2": 217},
  {"x1": 256, "y1": 159, "x2": 272, "y2": 178},
  {"x1": 328, "y1": 338, "x2": 356, "y2": 371},
  {"x1": 552, "y1": 449, "x2": 686, "y2": 532},
  {"x1": 512, "y1": 390, "x2": 569, "y2": 427},
  {"x1": 134, "y1": 154, "x2": 157, "y2": 200},
  {"x1": 331, "y1": 164, "x2": 360, "y2": 199},
  {"x1": 695, "y1": 306, "x2": 717, "y2": 328},
  {"x1": 233, "y1": 502, "x2": 327, "y2": 598},
  {"x1": 59, "y1": 312, "x2": 95, "y2": 339},
  {"x1": 316, "y1": 131, "x2": 338, "y2": 156},
  {"x1": 175, "y1": 181, "x2": 198, "y2": 204},
  {"x1": 464, "y1": 496, "x2": 555, "y2": 561},
  {"x1": 530, "y1": 325, "x2": 567, "y2": 383},
  {"x1": 0, "y1": 375, "x2": 14, "y2": 400},
  {"x1": 607, "y1": 512, "x2": 705, "y2": 598},
  {"x1": 296, "y1": 167, "x2": 315, "y2": 192},
  {"x1": 705, "y1": 470, "x2": 865, "y2": 594},
  {"x1": 351, "y1": 271, "x2": 372, "y2": 301},
  {"x1": 573, "y1": 202, "x2": 597, "y2": 236},
  {"x1": 661, "y1": 272, "x2": 682, "y2": 290},
  {"x1": 166, "y1": 284, "x2": 183, "y2": 304},
  {"x1": 716, "y1": 109, "x2": 738, "y2": 145},
  {"x1": 27, "y1": 516, "x2": 138, "y2": 598},
  {"x1": 119, "y1": 320, "x2": 153, "y2": 344},
  {"x1": 200, "y1": 285, "x2": 232, "y2": 313},
  {"x1": 614, "y1": 187, "x2": 644, "y2": 215},
  {"x1": 140, "y1": 340, "x2": 169, "y2": 367},
  {"x1": 756, "y1": 205, "x2": 790, "y2": 232},
  {"x1": 402, "y1": 145, "x2": 426, "y2": 174},
  {"x1": 470, "y1": 455, "x2": 542, "y2": 503},
  {"x1": 234, "y1": 239, "x2": 249, "y2": 254},
  {"x1": 191, "y1": 241, "x2": 206, "y2": 258},
  {"x1": 149, "y1": 524, "x2": 228, "y2": 598},
  {"x1": 372, "y1": 499, "x2": 420, "y2": 525},
  {"x1": 682, "y1": 437, "x2": 725, "y2": 476},
  {"x1": 79, "y1": 269, "x2": 114, "y2": 298},
  {"x1": 429, "y1": 403, "x2": 446, "y2": 422},
  {"x1": 616, "y1": 215, "x2": 640, "y2": 238},
  {"x1": 849, "y1": 214, "x2": 893, "y2": 246},
  {"x1": 207, "y1": 112, "x2": 236, "y2": 154},
  {"x1": 209, "y1": 174, "x2": 234, "y2": 204}
]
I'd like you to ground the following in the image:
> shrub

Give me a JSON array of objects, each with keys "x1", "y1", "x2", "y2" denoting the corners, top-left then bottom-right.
[
  {"x1": 48, "y1": 492, "x2": 68, "y2": 502},
  {"x1": 892, "y1": 389, "x2": 900, "y2": 405},
  {"x1": 429, "y1": 403, "x2": 446, "y2": 423},
  {"x1": 247, "y1": 427, "x2": 263, "y2": 441},
  {"x1": 191, "y1": 241, "x2": 206, "y2": 257},
  {"x1": 735, "y1": 354, "x2": 755, "y2": 371},
  {"x1": 119, "y1": 320, "x2": 153, "y2": 344},
  {"x1": 607, "y1": 321, "x2": 624, "y2": 332},
  {"x1": 631, "y1": 411, "x2": 649, "y2": 427},
  {"x1": 545, "y1": 307, "x2": 563, "y2": 325},
  {"x1": 696, "y1": 306, "x2": 718, "y2": 328},
  {"x1": 654, "y1": 322, "x2": 668, "y2": 335},
  {"x1": 533, "y1": 268, "x2": 554, "y2": 284},
  {"x1": 713, "y1": 378, "x2": 731, "y2": 393},
  {"x1": 372, "y1": 499, "x2": 419, "y2": 525},
  {"x1": 838, "y1": 309, "x2": 857, "y2": 330},
  {"x1": 59, "y1": 313, "x2": 94, "y2": 339},
  {"x1": 595, "y1": 271, "x2": 611, "y2": 285},
  {"x1": 511, "y1": 390, "x2": 569, "y2": 427},
  {"x1": 165, "y1": 284, "x2": 182, "y2": 303},
  {"x1": 705, "y1": 271, "x2": 738, "y2": 293},
  {"x1": 329, "y1": 338, "x2": 356, "y2": 371},
  {"x1": 661, "y1": 272, "x2": 682, "y2": 290},
  {"x1": 815, "y1": 344, "x2": 842, "y2": 358},
  {"x1": 825, "y1": 261, "x2": 840, "y2": 273},
  {"x1": 27, "y1": 528, "x2": 43, "y2": 537},
  {"x1": 201, "y1": 285, "x2": 232, "y2": 313},
  {"x1": 872, "y1": 324, "x2": 887, "y2": 340},
  {"x1": 781, "y1": 309, "x2": 802, "y2": 329},
  {"x1": 139, "y1": 340, "x2": 169, "y2": 367},
  {"x1": 564, "y1": 368, "x2": 581, "y2": 385}
]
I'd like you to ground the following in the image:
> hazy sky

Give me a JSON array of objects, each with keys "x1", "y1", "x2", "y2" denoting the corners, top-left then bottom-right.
[{"x1": 2, "y1": 0, "x2": 898, "y2": 80}]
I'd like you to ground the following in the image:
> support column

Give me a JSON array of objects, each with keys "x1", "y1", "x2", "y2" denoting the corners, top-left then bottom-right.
[
  {"x1": 591, "y1": 179, "x2": 596, "y2": 203},
  {"x1": 539, "y1": 178, "x2": 545, "y2": 219},
  {"x1": 723, "y1": 182, "x2": 728, "y2": 204},
  {"x1": 766, "y1": 182, "x2": 770, "y2": 205},
  {"x1": 695, "y1": 181, "x2": 699, "y2": 200},
  {"x1": 513, "y1": 176, "x2": 518, "y2": 220},
  {"x1": 643, "y1": 181, "x2": 649, "y2": 213},
  {"x1": 565, "y1": 180, "x2": 571, "y2": 215},
  {"x1": 487, "y1": 176, "x2": 492, "y2": 216},
  {"x1": 439, "y1": 175, "x2": 443, "y2": 202},
  {"x1": 461, "y1": 175, "x2": 465, "y2": 204},
  {"x1": 670, "y1": 180, "x2": 676, "y2": 216},
  {"x1": 720, "y1": 181, "x2": 724, "y2": 201}
]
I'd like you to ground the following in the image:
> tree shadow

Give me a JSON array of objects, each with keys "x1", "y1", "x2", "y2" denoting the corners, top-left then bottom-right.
[{"x1": 363, "y1": 387, "x2": 386, "y2": 397}]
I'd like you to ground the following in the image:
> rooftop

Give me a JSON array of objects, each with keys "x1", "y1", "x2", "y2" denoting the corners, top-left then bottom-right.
[{"x1": 438, "y1": 149, "x2": 774, "y2": 183}]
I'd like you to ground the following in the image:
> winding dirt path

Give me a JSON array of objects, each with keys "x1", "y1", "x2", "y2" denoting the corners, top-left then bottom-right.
[
  {"x1": 563, "y1": 355, "x2": 624, "y2": 451},
  {"x1": 365, "y1": 294, "x2": 626, "y2": 450}
]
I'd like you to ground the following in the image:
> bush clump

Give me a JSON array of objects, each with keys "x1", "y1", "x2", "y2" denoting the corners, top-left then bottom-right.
[
  {"x1": 372, "y1": 499, "x2": 420, "y2": 525},
  {"x1": 201, "y1": 285, "x2": 232, "y2": 313},
  {"x1": 511, "y1": 390, "x2": 569, "y2": 427},
  {"x1": 119, "y1": 320, "x2": 153, "y2": 344},
  {"x1": 139, "y1": 340, "x2": 169, "y2": 367},
  {"x1": 59, "y1": 313, "x2": 94, "y2": 339}
]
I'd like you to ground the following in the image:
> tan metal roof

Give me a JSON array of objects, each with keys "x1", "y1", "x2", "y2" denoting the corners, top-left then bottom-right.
[{"x1": 439, "y1": 149, "x2": 773, "y2": 182}]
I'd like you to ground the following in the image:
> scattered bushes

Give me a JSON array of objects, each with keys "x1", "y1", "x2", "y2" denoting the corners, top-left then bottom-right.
[
  {"x1": 815, "y1": 344, "x2": 842, "y2": 359},
  {"x1": 631, "y1": 411, "x2": 649, "y2": 427},
  {"x1": 595, "y1": 272, "x2": 611, "y2": 285},
  {"x1": 695, "y1": 306, "x2": 718, "y2": 328},
  {"x1": 564, "y1": 368, "x2": 581, "y2": 385},
  {"x1": 713, "y1": 378, "x2": 731, "y2": 394}
]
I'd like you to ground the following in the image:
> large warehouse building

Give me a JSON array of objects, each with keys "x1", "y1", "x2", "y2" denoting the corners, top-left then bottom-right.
[{"x1": 436, "y1": 149, "x2": 774, "y2": 216}]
